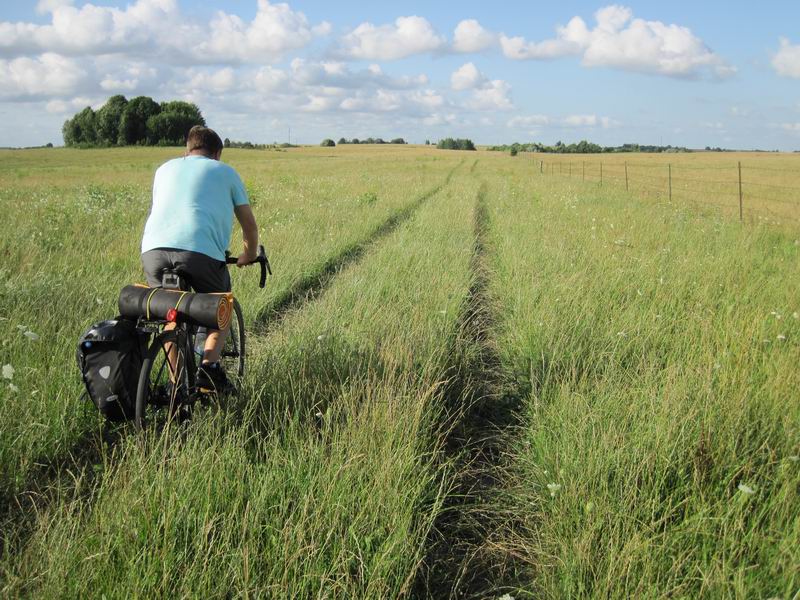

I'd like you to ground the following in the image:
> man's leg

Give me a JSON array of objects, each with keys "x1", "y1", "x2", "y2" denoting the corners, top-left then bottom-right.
[{"x1": 203, "y1": 324, "x2": 229, "y2": 364}]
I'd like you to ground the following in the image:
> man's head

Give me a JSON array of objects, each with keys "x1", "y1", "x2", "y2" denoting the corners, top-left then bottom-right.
[{"x1": 186, "y1": 126, "x2": 223, "y2": 160}]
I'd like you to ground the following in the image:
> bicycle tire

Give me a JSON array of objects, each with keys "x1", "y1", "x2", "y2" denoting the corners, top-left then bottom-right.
[
  {"x1": 221, "y1": 298, "x2": 246, "y2": 379},
  {"x1": 135, "y1": 329, "x2": 195, "y2": 431}
]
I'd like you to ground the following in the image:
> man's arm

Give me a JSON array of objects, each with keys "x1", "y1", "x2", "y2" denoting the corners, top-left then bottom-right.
[{"x1": 234, "y1": 204, "x2": 259, "y2": 267}]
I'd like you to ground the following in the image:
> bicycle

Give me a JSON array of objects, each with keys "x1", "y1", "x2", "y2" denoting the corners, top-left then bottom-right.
[{"x1": 133, "y1": 245, "x2": 271, "y2": 430}]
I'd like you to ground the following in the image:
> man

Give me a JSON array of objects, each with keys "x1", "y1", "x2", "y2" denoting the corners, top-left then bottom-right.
[{"x1": 141, "y1": 125, "x2": 259, "y2": 393}]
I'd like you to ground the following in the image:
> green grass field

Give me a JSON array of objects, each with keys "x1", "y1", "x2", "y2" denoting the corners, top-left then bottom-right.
[{"x1": 0, "y1": 145, "x2": 797, "y2": 598}]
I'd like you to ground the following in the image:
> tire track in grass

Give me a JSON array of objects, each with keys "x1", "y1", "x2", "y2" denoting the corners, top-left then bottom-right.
[
  {"x1": 251, "y1": 160, "x2": 462, "y2": 334},
  {"x1": 0, "y1": 159, "x2": 463, "y2": 571},
  {"x1": 416, "y1": 182, "x2": 525, "y2": 599}
]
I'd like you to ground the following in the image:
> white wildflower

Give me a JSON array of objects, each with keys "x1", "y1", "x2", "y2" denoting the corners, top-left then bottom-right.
[
  {"x1": 317, "y1": 335, "x2": 325, "y2": 341},
  {"x1": 777, "y1": 334, "x2": 786, "y2": 341},
  {"x1": 498, "y1": 594, "x2": 515, "y2": 600},
  {"x1": 617, "y1": 331, "x2": 627, "y2": 337},
  {"x1": 738, "y1": 483, "x2": 755, "y2": 495},
  {"x1": 23, "y1": 331, "x2": 39, "y2": 341},
  {"x1": 8, "y1": 383, "x2": 18, "y2": 393},
  {"x1": 2, "y1": 364, "x2": 13, "y2": 380},
  {"x1": 546, "y1": 483, "x2": 561, "y2": 497}
]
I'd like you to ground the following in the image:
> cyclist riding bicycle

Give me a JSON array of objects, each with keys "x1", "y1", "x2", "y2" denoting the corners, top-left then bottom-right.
[{"x1": 140, "y1": 125, "x2": 259, "y2": 394}]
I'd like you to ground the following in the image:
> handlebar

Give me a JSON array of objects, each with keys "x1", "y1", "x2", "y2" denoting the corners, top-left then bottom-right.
[{"x1": 225, "y1": 244, "x2": 272, "y2": 288}]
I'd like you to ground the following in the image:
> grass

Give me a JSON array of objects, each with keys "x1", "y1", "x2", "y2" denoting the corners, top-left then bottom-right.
[{"x1": 0, "y1": 145, "x2": 798, "y2": 598}]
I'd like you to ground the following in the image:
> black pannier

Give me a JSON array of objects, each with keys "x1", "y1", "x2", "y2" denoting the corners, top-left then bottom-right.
[{"x1": 76, "y1": 318, "x2": 149, "y2": 421}]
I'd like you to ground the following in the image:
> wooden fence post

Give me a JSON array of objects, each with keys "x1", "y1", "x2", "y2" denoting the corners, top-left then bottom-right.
[
  {"x1": 625, "y1": 161, "x2": 629, "y2": 191},
  {"x1": 738, "y1": 161, "x2": 743, "y2": 221},
  {"x1": 668, "y1": 164, "x2": 672, "y2": 202}
]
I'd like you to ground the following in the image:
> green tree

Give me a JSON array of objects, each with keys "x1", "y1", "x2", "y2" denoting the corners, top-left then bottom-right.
[
  {"x1": 95, "y1": 95, "x2": 128, "y2": 146},
  {"x1": 320, "y1": 138, "x2": 336, "y2": 147},
  {"x1": 118, "y1": 96, "x2": 161, "y2": 145},
  {"x1": 146, "y1": 100, "x2": 205, "y2": 145},
  {"x1": 62, "y1": 107, "x2": 98, "y2": 146}
]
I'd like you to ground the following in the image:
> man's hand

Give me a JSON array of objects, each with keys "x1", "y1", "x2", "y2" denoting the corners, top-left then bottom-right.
[
  {"x1": 236, "y1": 251, "x2": 257, "y2": 268},
  {"x1": 234, "y1": 204, "x2": 260, "y2": 269}
]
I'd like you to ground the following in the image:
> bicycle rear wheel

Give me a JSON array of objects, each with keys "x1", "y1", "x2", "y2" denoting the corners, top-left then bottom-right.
[
  {"x1": 135, "y1": 329, "x2": 195, "y2": 431},
  {"x1": 220, "y1": 298, "x2": 245, "y2": 380}
]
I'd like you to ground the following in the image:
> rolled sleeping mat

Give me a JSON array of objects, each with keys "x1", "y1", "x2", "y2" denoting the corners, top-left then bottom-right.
[{"x1": 118, "y1": 285, "x2": 233, "y2": 330}]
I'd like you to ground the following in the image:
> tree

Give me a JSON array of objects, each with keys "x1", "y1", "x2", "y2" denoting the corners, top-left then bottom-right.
[
  {"x1": 146, "y1": 101, "x2": 204, "y2": 145},
  {"x1": 337, "y1": 137, "x2": 347, "y2": 145},
  {"x1": 321, "y1": 138, "x2": 336, "y2": 147},
  {"x1": 224, "y1": 138, "x2": 231, "y2": 148},
  {"x1": 351, "y1": 138, "x2": 360, "y2": 144},
  {"x1": 118, "y1": 96, "x2": 161, "y2": 145},
  {"x1": 390, "y1": 138, "x2": 406, "y2": 144},
  {"x1": 63, "y1": 107, "x2": 99, "y2": 146},
  {"x1": 510, "y1": 147, "x2": 518, "y2": 156},
  {"x1": 95, "y1": 95, "x2": 128, "y2": 145}
]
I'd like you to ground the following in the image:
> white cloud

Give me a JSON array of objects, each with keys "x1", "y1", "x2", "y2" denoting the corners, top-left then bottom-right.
[
  {"x1": 338, "y1": 16, "x2": 445, "y2": 60},
  {"x1": 450, "y1": 62, "x2": 486, "y2": 90},
  {"x1": 563, "y1": 114, "x2": 617, "y2": 128},
  {"x1": 508, "y1": 115, "x2": 551, "y2": 128},
  {"x1": 500, "y1": 5, "x2": 733, "y2": 79},
  {"x1": 773, "y1": 38, "x2": 800, "y2": 78},
  {"x1": 0, "y1": 0, "x2": 327, "y2": 64},
  {"x1": 291, "y1": 58, "x2": 427, "y2": 89},
  {"x1": 0, "y1": 53, "x2": 86, "y2": 99},
  {"x1": 453, "y1": 19, "x2": 496, "y2": 53},
  {"x1": 467, "y1": 79, "x2": 512, "y2": 111},
  {"x1": 781, "y1": 123, "x2": 800, "y2": 133}
]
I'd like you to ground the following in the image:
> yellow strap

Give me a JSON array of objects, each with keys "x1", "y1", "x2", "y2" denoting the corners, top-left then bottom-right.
[
  {"x1": 174, "y1": 291, "x2": 189, "y2": 312},
  {"x1": 145, "y1": 288, "x2": 159, "y2": 320}
]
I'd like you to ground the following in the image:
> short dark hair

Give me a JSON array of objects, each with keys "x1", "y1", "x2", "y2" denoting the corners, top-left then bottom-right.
[{"x1": 186, "y1": 126, "x2": 223, "y2": 155}]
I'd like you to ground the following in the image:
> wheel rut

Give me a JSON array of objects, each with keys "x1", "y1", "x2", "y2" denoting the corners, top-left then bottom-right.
[{"x1": 415, "y1": 182, "x2": 525, "y2": 599}]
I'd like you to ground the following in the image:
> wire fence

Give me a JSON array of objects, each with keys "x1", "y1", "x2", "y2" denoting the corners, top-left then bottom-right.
[{"x1": 522, "y1": 153, "x2": 800, "y2": 225}]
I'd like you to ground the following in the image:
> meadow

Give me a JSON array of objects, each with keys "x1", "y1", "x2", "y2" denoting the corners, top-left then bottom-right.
[{"x1": 0, "y1": 145, "x2": 797, "y2": 598}]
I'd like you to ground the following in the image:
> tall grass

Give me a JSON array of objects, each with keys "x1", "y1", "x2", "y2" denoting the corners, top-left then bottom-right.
[
  {"x1": 0, "y1": 146, "x2": 458, "y2": 499},
  {"x1": 1, "y1": 163, "x2": 477, "y2": 597},
  {"x1": 479, "y1": 155, "x2": 799, "y2": 598}
]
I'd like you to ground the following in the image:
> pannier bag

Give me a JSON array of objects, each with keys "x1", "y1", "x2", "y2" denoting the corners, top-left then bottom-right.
[{"x1": 76, "y1": 317, "x2": 149, "y2": 421}]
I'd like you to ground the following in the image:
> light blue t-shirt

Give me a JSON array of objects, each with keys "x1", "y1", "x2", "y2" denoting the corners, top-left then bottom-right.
[{"x1": 141, "y1": 155, "x2": 249, "y2": 261}]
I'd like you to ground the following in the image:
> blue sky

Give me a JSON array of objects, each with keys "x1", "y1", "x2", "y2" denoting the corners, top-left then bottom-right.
[{"x1": 1, "y1": 0, "x2": 799, "y2": 149}]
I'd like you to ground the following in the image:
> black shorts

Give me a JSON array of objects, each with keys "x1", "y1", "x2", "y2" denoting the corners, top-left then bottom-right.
[{"x1": 141, "y1": 248, "x2": 231, "y2": 293}]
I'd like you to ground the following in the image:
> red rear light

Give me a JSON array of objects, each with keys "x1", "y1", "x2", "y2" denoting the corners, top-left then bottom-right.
[{"x1": 166, "y1": 308, "x2": 178, "y2": 323}]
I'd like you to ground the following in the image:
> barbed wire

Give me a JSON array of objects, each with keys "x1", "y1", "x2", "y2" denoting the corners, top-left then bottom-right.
[{"x1": 523, "y1": 153, "x2": 800, "y2": 222}]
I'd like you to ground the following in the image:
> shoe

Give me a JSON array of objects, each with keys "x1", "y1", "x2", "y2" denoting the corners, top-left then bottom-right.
[{"x1": 196, "y1": 362, "x2": 233, "y2": 395}]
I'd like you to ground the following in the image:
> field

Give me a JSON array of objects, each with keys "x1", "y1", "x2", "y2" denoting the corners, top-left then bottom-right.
[{"x1": 0, "y1": 145, "x2": 798, "y2": 598}]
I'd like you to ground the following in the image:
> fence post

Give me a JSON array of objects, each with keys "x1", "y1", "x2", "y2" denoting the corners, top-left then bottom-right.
[
  {"x1": 600, "y1": 162, "x2": 603, "y2": 186},
  {"x1": 668, "y1": 164, "x2": 672, "y2": 202},
  {"x1": 625, "y1": 161, "x2": 629, "y2": 191},
  {"x1": 738, "y1": 161, "x2": 743, "y2": 221}
]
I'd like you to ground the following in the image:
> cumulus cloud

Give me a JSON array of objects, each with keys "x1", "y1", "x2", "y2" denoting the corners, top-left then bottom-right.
[
  {"x1": 772, "y1": 38, "x2": 800, "y2": 78},
  {"x1": 453, "y1": 19, "x2": 496, "y2": 53},
  {"x1": 500, "y1": 5, "x2": 733, "y2": 79},
  {"x1": 291, "y1": 58, "x2": 427, "y2": 89},
  {"x1": 450, "y1": 62, "x2": 487, "y2": 90},
  {"x1": 450, "y1": 63, "x2": 512, "y2": 110},
  {"x1": 508, "y1": 115, "x2": 551, "y2": 128},
  {"x1": 563, "y1": 114, "x2": 617, "y2": 128},
  {"x1": 337, "y1": 16, "x2": 445, "y2": 60},
  {"x1": 0, "y1": 53, "x2": 86, "y2": 99},
  {"x1": 0, "y1": 0, "x2": 328, "y2": 64},
  {"x1": 467, "y1": 79, "x2": 512, "y2": 111}
]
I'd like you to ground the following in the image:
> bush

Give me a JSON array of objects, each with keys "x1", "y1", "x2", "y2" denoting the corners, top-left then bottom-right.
[
  {"x1": 321, "y1": 139, "x2": 336, "y2": 147},
  {"x1": 510, "y1": 147, "x2": 518, "y2": 156}
]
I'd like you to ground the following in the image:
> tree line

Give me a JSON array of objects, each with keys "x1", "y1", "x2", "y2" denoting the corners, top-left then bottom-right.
[
  {"x1": 489, "y1": 140, "x2": 691, "y2": 154},
  {"x1": 334, "y1": 137, "x2": 407, "y2": 145},
  {"x1": 62, "y1": 95, "x2": 205, "y2": 147},
  {"x1": 436, "y1": 138, "x2": 476, "y2": 151}
]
